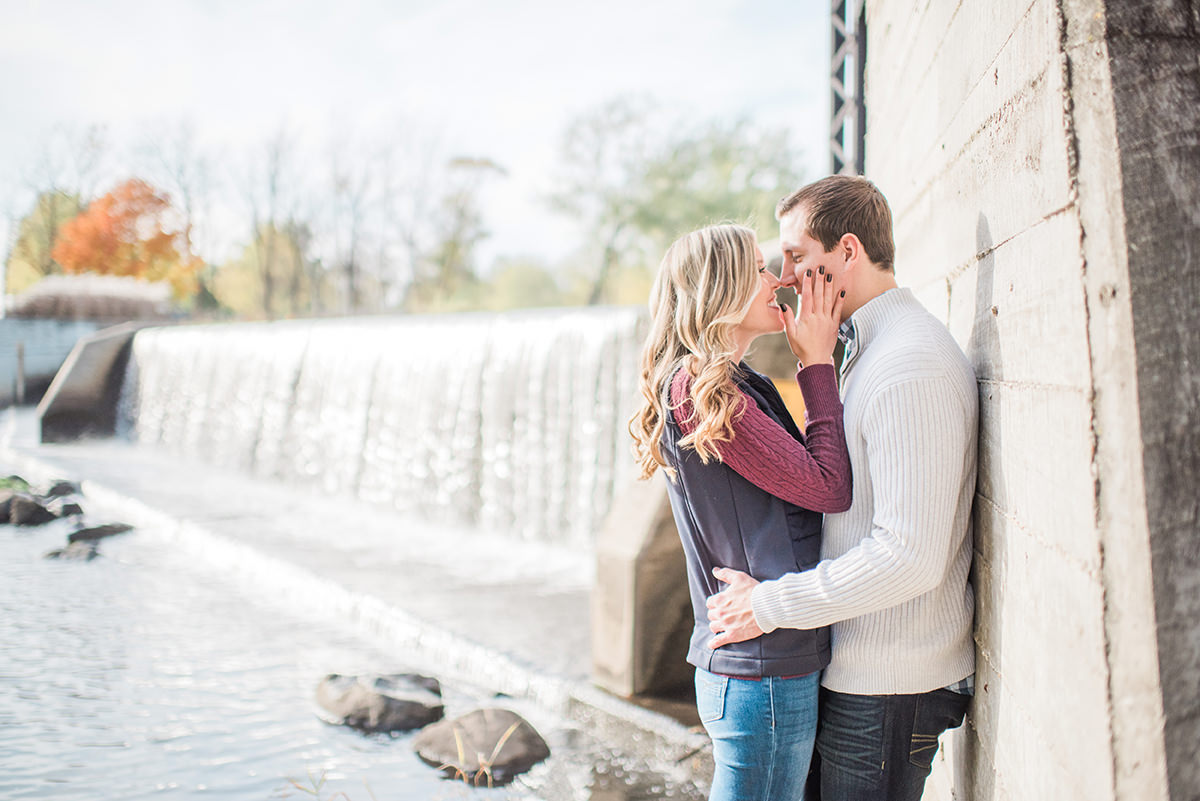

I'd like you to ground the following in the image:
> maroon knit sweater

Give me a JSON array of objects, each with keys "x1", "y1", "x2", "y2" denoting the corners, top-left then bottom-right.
[{"x1": 670, "y1": 363, "x2": 852, "y2": 513}]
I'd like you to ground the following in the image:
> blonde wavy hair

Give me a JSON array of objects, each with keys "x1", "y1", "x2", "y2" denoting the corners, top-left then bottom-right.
[{"x1": 629, "y1": 223, "x2": 763, "y2": 480}]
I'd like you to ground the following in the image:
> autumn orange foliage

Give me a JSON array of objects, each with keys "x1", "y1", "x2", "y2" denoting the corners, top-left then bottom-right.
[{"x1": 52, "y1": 178, "x2": 200, "y2": 300}]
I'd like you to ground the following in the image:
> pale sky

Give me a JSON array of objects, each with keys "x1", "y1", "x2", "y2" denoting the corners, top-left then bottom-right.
[{"x1": 0, "y1": 0, "x2": 830, "y2": 269}]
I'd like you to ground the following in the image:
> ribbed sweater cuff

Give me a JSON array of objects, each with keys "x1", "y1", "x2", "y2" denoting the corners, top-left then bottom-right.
[
  {"x1": 750, "y1": 579, "x2": 797, "y2": 634},
  {"x1": 796, "y1": 363, "x2": 841, "y2": 421}
]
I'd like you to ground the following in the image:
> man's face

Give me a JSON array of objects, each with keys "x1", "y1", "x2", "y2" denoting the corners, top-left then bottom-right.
[{"x1": 778, "y1": 208, "x2": 840, "y2": 290}]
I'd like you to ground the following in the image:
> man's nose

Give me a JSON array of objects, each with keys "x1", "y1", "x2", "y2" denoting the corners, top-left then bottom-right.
[{"x1": 778, "y1": 270, "x2": 798, "y2": 288}]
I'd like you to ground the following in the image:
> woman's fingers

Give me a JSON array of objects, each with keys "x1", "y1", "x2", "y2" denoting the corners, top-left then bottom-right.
[{"x1": 799, "y1": 269, "x2": 815, "y2": 318}]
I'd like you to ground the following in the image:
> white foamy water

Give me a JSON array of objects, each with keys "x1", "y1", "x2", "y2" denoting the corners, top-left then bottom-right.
[{"x1": 118, "y1": 307, "x2": 645, "y2": 549}]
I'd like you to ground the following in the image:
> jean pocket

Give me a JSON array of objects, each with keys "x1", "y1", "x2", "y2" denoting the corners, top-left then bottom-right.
[
  {"x1": 816, "y1": 691, "x2": 886, "y2": 783},
  {"x1": 694, "y1": 670, "x2": 728, "y2": 724},
  {"x1": 908, "y1": 689, "x2": 970, "y2": 770}
]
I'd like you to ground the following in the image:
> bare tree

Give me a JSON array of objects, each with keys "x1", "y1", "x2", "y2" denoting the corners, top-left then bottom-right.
[
  {"x1": 135, "y1": 119, "x2": 216, "y2": 268},
  {"x1": 326, "y1": 140, "x2": 373, "y2": 314},
  {"x1": 4, "y1": 125, "x2": 109, "y2": 293},
  {"x1": 237, "y1": 128, "x2": 294, "y2": 318}
]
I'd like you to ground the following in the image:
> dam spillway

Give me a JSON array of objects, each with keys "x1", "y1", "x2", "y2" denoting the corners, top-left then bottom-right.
[{"x1": 116, "y1": 307, "x2": 646, "y2": 550}]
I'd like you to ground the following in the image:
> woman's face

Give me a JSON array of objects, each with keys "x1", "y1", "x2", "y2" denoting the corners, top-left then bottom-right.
[{"x1": 734, "y1": 244, "x2": 784, "y2": 340}]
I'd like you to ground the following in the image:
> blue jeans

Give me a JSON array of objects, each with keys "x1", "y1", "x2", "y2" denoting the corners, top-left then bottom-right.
[
  {"x1": 814, "y1": 687, "x2": 970, "y2": 801},
  {"x1": 694, "y1": 668, "x2": 820, "y2": 801}
]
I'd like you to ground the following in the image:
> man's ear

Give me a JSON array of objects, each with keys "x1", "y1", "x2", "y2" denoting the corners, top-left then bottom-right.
[{"x1": 839, "y1": 233, "x2": 864, "y2": 267}]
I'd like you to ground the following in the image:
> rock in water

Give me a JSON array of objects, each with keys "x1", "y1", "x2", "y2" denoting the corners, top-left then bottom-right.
[
  {"x1": 45, "y1": 480, "x2": 81, "y2": 497},
  {"x1": 49, "y1": 499, "x2": 84, "y2": 518},
  {"x1": 413, "y1": 708, "x2": 550, "y2": 786},
  {"x1": 315, "y1": 673, "x2": 444, "y2": 733},
  {"x1": 68, "y1": 523, "x2": 134, "y2": 543},
  {"x1": 44, "y1": 541, "x2": 99, "y2": 561},
  {"x1": 10, "y1": 495, "x2": 56, "y2": 526}
]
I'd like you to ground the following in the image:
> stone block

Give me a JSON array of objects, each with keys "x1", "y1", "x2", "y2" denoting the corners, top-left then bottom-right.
[
  {"x1": 946, "y1": 211, "x2": 1091, "y2": 390},
  {"x1": 966, "y1": 649, "x2": 1112, "y2": 800},
  {"x1": 974, "y1": 381, "x2": 1100, "y2": 571},
  {"x1": 891, "y1": 74, "x2": 1075, "y2": 294},
  {"x1": 872, "y1": 0, "x2": 1062, "y2": 223},
  {"x1": 591, "y1": 477, "x2": 693, "y2": 697}
]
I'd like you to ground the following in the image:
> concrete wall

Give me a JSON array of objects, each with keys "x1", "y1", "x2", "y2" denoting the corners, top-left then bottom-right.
[
  {"x1": 863, "y1": 0, "x2": 1195, "y2": 798},
  {"x1": 0, "y1": 319, "x2": 101, "y2": 405},
  {"x1": 1100, "y1": 2, "x2": 1200, "y2": 797}
]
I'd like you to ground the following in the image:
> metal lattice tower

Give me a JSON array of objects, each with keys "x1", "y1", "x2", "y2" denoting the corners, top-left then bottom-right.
[{"x1": 830, "y1": 0, "x2": 867, "y2": 175}]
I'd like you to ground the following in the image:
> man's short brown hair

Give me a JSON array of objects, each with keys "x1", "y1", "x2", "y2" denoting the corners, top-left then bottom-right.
[{"x1": 776, "y1": 175, "x2": 895, "y2": 272}]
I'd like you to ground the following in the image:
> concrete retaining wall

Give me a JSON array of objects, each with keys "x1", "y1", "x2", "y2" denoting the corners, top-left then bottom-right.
[
  {"x1": 864, "y1": 0, "x2": 1196, "y2": 798},
  {"x1": 0, "y1": 319, "x2": 101, "y2": 405}
]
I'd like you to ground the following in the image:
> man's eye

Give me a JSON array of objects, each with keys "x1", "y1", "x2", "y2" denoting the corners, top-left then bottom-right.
[{"x1": 791, "y1": 254, "x2": 802, "y2": 264}]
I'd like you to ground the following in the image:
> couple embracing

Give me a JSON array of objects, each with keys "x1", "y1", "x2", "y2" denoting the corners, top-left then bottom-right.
[{"x1": 630, "y1": 175, "x2": 977, "y2": 801}]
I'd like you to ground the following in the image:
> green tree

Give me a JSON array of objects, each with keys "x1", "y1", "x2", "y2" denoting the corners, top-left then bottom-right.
[
  {"x1": 405, "y1": 157, "x2": 505, "y2": 311},
  {"x1": 212, "y1": 223, "x2": 325, "y2": 318},
  {"x1": 548, "y1": 97, "x2": 805, "y2": 304},
  {"x1": 4, "y1": 190, "x2": 82, "y2": 294},
  {"x1": 485, "y1": 257, "x2": 566, "y2": 310}
]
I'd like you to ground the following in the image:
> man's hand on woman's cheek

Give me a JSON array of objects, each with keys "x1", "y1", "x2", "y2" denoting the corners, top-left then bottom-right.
[{"x1": 706, "y1": 567, "x2": 765, "y2": 648}]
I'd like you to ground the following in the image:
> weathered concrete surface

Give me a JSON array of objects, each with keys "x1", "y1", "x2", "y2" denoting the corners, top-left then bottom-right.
[
  {"x1": 1098, "y1": 2, "x2": 1200, "y2": 798},
  {"x1": 865, "y1": 0, "x2": 1195, "y2": 798},
  {"x1": 36, "y1": 322, "x2": 146, "y2": 442},
  {"x1": 0, "y1": 319, "x2": 101, "y2": 405},
  {"x1": 591, "y1": 477, "x2": 694, "y2": 697}
]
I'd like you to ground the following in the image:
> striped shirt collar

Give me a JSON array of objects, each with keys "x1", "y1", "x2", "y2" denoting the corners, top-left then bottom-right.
[{"x1": 839, "y1": 287, "x2": 919, "y2": 375}]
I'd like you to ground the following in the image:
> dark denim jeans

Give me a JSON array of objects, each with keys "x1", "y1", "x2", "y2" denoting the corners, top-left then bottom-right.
[{"x1": 812, "y1": 687, "x2": 970, "y2": 801}]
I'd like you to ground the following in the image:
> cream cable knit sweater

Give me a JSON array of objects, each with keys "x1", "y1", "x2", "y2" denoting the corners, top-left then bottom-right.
[{"x1": 750, "y1": 288, "x2": 978, "y2": 695}]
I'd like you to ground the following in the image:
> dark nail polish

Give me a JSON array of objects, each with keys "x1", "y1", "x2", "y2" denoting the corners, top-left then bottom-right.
[
  {"x1": 840, "y1": 290, "x2": 846, "y2": 297},
  {"x1": 806, "y1": 269, "x2": 812, "y2": 277},
  {"x1": 818, "y1": 266, "x2": 825, "y2": 275},
  {"x1": 826, "y1": 273, "x2": 833, "y2": 283}
]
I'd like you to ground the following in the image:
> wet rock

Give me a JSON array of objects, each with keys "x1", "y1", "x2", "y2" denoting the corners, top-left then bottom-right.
[
  {"x1": 316, "y1": 673, "x2": 443, "y2": 733},
  {"x1": 413, "y1": 708, "x2": 550, "y2": 786},
  {"x1": 45, "y1": 480, "x2": 82, "y2": 498},
  {"x1": 45, "y1": 541, "x2": 99, "y2": 561},
  {"x1": 0, "y1": 490, "x2": 16, "y2": 521},
  {"x1": 68, "y1": 523, "x2": 134, "y2": 543},
  {"x1": 49, "y1": 499, "x2": 84, "y2": 518},
  {"x1": 0, "y1": 475, "x2": 30, "y2": 491},
  {"x1": 10, "y1": 494, "x2": 56, "y2": 526}
]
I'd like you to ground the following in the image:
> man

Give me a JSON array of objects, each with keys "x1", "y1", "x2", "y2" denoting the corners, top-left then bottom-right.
[{"x1": 706, "y1": 175, "x2": 977, "y2": 800}]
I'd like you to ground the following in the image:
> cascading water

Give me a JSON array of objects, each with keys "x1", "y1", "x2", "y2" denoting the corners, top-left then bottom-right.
[{"x1": 117, "y1": 307, "x2": 647, "y2": 549}]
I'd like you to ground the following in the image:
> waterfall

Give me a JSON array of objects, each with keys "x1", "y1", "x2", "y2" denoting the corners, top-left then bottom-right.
[{"x1": 118, "y1": 307, "x2": 647, "y2": 549}]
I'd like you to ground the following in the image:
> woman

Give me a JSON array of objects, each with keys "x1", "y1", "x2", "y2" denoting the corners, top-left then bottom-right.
[{"x1": 629, "y1": 223, "x2": 850, "y2": 801}]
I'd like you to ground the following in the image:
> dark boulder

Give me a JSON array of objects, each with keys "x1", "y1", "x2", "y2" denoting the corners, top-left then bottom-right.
[
  {"x1": 49, "y1": 499, "x2": 84, "y2": 518},
  {"x1": 413, "y1": 708, "x2": 550, "y2": 786},
  {"x1": 45, "y1": 480, "x2": 81, "y2": 498},
  {"x1": 316, "y1": 673, "x2": 444, "y2": 733},
  {"x1": 10, "y1": 494, "x2": 56, "y2": 526},
  {"x1": 44, "y1": 541, "x2": 99, "y2": 561},
  {"x1": 68, "y1": 523, "x2": 134, "y2": 543}
]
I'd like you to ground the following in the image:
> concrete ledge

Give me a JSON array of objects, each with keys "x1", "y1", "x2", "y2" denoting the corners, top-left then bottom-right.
[
  {"x1": 592, "y1": 476, "x2": 694, "y2": 698},
  {"x1": 36, "y1": 321, "x2": 150, "y2": 442}
]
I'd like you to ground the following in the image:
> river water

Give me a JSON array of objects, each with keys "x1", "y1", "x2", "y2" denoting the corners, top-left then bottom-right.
[{"x1": 0, "y1": 516, "x2": 703, "y2": 801}]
